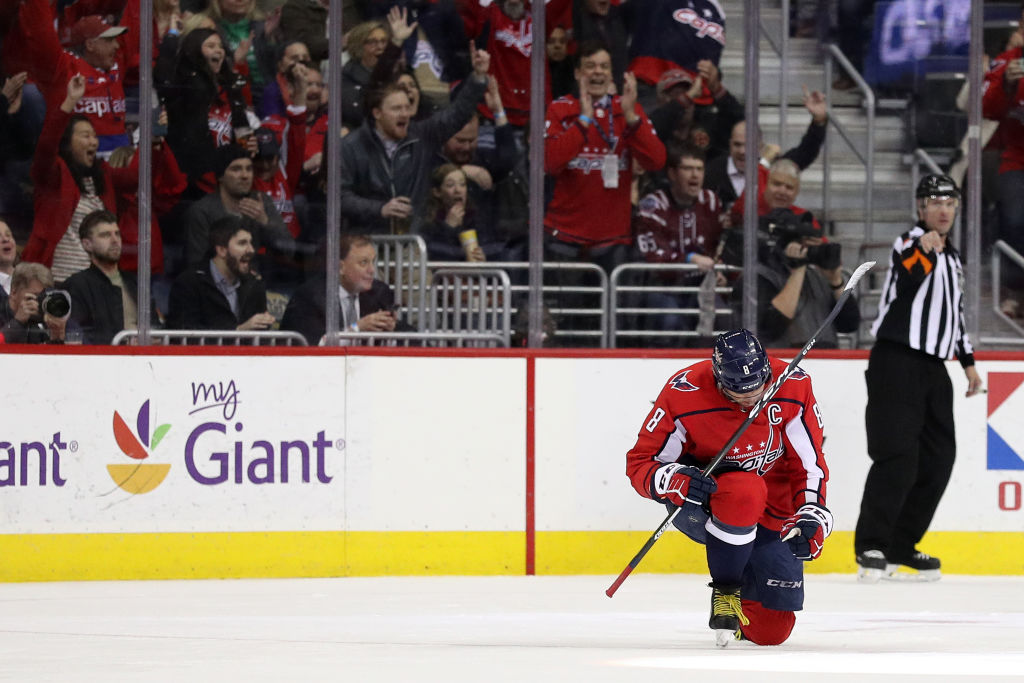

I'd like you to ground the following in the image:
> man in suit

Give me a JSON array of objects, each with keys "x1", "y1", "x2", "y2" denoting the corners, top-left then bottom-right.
[
  {"x1": 167, "y1": 216, "x2": 275, "y2": 331},
  {"x1": 704, "y1": 87, "x2": 829, "y2": 210},
  {"x1": 282, "y1": 233, "x2": 410, "y2": 345}
]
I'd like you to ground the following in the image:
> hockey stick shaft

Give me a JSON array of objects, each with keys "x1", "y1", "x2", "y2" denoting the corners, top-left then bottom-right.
[{"x1": 605, "y1": 261, "x2": 875, "y2": 598}]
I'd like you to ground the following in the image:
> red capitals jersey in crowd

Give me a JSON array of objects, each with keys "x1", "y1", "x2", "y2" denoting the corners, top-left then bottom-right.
[
  {"x1": 256, "y1": 107, "x2": 308, "y2": 238},
  {"x1": 305, "y1": 112, "x2": 328, "y2": 164},
  {"x1": 635, "y1": 187, "x2": 724, "y2": 266},
  {"x1": 625, "y1": 358, "x2": 829, "y2": 531},
  {"x1": 5, "y1": 0, "x2": 127, "y2": 139},
  {"x1": 983, "y1": 46, "x2": 1024, "y2": 173},
  {"x1": 544, "y1": 95, "x2": 666, "y2": 246},
  {"x1": 459, "y1": 0, "x2": 567, "y2": 125}
]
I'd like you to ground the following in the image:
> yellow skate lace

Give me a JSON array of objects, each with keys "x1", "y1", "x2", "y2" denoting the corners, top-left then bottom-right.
[{"x1": 712, "y1": 591, "x2": 750, "y2": 626}]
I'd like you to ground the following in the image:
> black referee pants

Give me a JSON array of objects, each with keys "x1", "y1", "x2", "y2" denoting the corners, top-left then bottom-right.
[{"x1": 854, "y1": 339, "x2": 956, "y2": 560}]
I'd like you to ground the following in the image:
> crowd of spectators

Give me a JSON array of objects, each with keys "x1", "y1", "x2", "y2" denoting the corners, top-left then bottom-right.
[{"x1": 1, "y1": 0, "x2": 991, "y2": 348}]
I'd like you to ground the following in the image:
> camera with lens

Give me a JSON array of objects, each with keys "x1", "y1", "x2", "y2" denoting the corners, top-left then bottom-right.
[
  {"x1": 30, "y1": 288, "x2": 72, "y2": 321},
  {"x1": 759, "y1": 208, "x2": 842, "y2": 271}
]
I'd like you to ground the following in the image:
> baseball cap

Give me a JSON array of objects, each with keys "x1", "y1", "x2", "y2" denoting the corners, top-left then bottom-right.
[
  {"x1": 656, "y1": 68, "x2": 714, "y2": 106},
  {"x1": 70, "y1": 16, "x2": 128, "y2": 48}
]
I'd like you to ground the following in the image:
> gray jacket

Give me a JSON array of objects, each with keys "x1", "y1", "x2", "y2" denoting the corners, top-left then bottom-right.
[{"x1": 340, "y1": 74, "x2": 488, "y2": 235}]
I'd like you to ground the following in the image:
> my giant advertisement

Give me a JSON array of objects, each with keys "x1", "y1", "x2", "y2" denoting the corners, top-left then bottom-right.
[{"x1": 1, "y1": 356, "x2": 347, "y2": 534}]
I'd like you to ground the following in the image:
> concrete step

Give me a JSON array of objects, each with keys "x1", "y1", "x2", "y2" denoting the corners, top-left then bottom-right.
[
  {"x1": 719, "y1": 65, "x2": 867, "y2": 106},
  {"x1": 734, "y1": 104, "x2": 907, "y2": 152},
  {"x1": 799, "y1": 162, "x2": 908, "y2": 185},
  {"x1": 796, "y1": 186, "x2": 910, "y2": 213},
  {"x1": 832, "y1": 220, "x2": 912, "y2": 240}
]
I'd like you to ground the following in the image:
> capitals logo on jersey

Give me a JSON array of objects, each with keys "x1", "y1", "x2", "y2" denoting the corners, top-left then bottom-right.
[
  {"x1": 672, "y1": 7, "x2": 725, "y2": 45},
  {"x1": 728, "y1": 403, "x2": 787, "y2": 475},
  {"x1": 670, "y1": 370, "x2": 699, "y2": 392},
  {"x1": 493, "y1": 19, "x2": 532, "y2": 58}
]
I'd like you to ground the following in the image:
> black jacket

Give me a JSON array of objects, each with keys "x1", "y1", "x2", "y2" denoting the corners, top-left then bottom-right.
[
  {"x1": 281, "y1": 277, "x2": 411, "y2": 345},
  {"x1": 704, "y1": 120, "x2": 827, "y2": 207},
  {"x1": 63, "y1": 264, "x2": 159, "y2": 344},
  {"x1": 167, "y1": 262, "x2": 268, "y2": 330},
  {"x1": 339, "y1": 74, "x2": 488, "y2": 234}
]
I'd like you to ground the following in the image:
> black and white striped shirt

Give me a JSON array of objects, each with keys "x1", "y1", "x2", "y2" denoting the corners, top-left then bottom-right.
[{"x1": 871, "y1": 224, "x2": 975, "y2": 363}]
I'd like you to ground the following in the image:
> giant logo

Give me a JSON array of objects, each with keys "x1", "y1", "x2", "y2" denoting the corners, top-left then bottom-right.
[
  {"x1": 987, "y1": 373, "x2": 1024, "y2": 470},
  {"x1": 108, "y1": 400, "x2": 172, "y2": 494}
]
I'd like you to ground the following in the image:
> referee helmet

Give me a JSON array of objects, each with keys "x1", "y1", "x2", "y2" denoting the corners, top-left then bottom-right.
[{"x1": 916, "y1": 174, "x2": 960, "y2": 201}]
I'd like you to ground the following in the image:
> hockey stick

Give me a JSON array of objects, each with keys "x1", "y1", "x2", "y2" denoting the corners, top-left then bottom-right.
[{"x1": 605, "y1": 260, "x2": 875, "y2": 598}]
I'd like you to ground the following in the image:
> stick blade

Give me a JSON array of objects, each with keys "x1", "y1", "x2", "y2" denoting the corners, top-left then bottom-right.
[{"x1": 844, "y1": 261, "x2": 876, "y2": 291}]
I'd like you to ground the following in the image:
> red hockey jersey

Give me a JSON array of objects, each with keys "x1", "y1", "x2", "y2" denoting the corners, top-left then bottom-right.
[
  {"x1": 6, "y1": 0, "x2": 127, "y2": 139},
  {"x1": 625, "y1": 357, "x2": 829, "y2": 531},
  {"x1": 635, "y1": 187, "x2": 724, "y2": 265},
  {"x1": 256, "y1": 107, "x2": 308, "y2": 238},
  {"x1": 544, "y1": 94, "x2": 665, "y2": 246},
  {"x1": 458, "y1": 0, "x2": 567, "y2": 125}
]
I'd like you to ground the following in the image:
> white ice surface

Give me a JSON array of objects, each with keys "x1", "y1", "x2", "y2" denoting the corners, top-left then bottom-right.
[{"x1": 0, "y1": 574, "x2": 1021, "y2": 682}]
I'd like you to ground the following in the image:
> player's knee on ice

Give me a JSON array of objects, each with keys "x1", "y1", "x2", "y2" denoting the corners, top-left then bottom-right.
[{"x1": 739, "y1": 600, "x2": 796, "y2": 645}]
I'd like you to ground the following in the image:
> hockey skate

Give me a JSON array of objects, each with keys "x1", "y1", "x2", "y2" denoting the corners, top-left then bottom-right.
[
  {"x1": 708, "y1": 583, "x2": 748, "y2": 648},
  {"x1": 856, "y1": 549, "x2": 888, "y2": 583},
  {"x1": 884, "y1": 550, "x2": 941, "y2": 582}
]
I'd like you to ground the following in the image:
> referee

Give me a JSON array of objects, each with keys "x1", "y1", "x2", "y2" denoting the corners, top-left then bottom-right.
[{"x1": 854, "y1": 174, "x2": 984, "y2": 583}]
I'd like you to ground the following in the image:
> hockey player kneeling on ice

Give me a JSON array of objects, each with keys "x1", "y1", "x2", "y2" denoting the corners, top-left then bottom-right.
[{"x1": 625, "y1": 329, "x2": 832, "y2": 647}]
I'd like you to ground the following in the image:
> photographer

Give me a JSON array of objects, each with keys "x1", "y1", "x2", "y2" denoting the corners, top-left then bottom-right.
[
  {"x1": 721, "y1": 159, "x2": 859, "y2": 348},
  {"x1": 741, "y1": 208, "x2": 860, "y2": 348},
  {"x1": 0, "y1": 262, "x2": 71, "y2": 344}
]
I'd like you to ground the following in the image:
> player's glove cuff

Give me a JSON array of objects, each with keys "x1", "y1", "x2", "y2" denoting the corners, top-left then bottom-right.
[{"x1": 795, "y1": 502, "x2": 833, "y2": 538}]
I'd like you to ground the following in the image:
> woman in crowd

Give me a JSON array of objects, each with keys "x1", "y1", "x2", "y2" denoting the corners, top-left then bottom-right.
[
  {"x1": 204, "y1": 0, "x2": 277, "y2": 110},
  {"x1": 157, "y1": 27, "x2": 260, "y2": 193},
  {"x1": 371, "y1": 7, "x2": 435, "y2": 122},
  {"x1": 25, "y1": 76, "x2": 177, "y2": 281},
  {"x1": 421, "y1": 163, "x2": 485, "y2": 262},
  {"x1": 341, "y1": 20, "x2": 389, "y2": 129}
]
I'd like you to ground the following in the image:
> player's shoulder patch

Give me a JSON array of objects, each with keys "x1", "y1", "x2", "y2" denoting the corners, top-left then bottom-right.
[
  {"x1": 669, "y1": 369, "x2": 700, "y2": 392},
  {"x1": 787, "y1": 366, "x2": 810, "y2": 382}
]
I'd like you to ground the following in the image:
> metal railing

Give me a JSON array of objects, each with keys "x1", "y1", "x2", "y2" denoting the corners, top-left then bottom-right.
[
  {"x1": 332, "y1": 331, "x2": 508, "y2": 348},
  {"x1": 428, "y1": 268, "x2": 512, "y2": 347},
  {"x1": 112, "y1": 330, "x2": 309, "y2": 346},
  {"x1": 375, "y1": 235, "x2": 429, "y2": 331},
  {"x1": 985, "y1": 240, "x2": 1024, "y2": 347},
  {"x1": 428, "y1": 261, "x2": 609, "y2": 347},
  {"x1": 608, "y1": 263, "x2": 738, "y2": 347},
  {"x1": 758, "y1": 0, "x2": 791, "y2": 146},
  {"x1": 822, "y1": 43, "x2": 876, "y2": 242}
]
